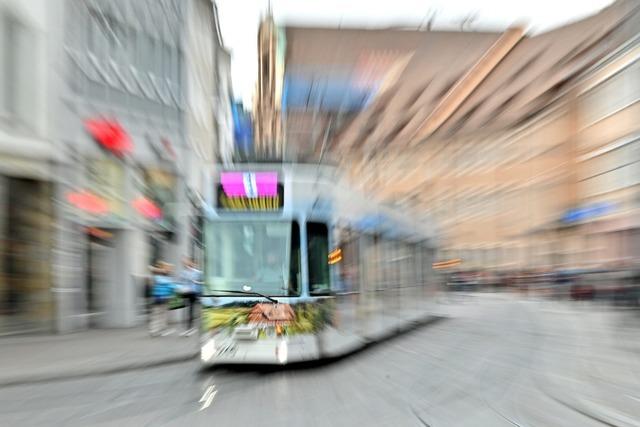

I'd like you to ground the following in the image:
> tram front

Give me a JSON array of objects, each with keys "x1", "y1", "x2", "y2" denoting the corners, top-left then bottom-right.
[{"x1": 200, "y1": 169, "x2": 335, "y2": 365}]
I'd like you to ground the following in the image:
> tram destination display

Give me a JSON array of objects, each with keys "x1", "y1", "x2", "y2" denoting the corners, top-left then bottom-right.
[{"x1": 216, "y1": 171, "x2": 284, "y2": 211}]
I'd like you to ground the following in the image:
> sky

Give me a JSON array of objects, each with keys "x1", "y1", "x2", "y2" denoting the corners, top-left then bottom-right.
[{"x1": 216, "y1": 0, "x2": 614, "y2": 108}]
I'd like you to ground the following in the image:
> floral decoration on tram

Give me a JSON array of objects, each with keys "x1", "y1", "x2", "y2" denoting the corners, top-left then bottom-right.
[{"x1": 202, "y1": 300, "x2": 336, "y2": 337}]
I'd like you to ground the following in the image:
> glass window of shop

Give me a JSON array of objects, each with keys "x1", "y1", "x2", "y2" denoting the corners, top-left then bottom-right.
[
  {"x1": 142, "y1": 168, "x2": 176, "y2": 231},
  {"x1": 86, "y1": 158, "x2": 126, "y2": 221},
  {"x1": 0, "y1": 177, "x2": 54, "y2": 334}
]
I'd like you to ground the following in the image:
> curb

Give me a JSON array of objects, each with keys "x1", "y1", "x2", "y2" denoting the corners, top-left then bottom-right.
[{"x1": 0, "y1": 351, "x2": 199, "y2": 388}]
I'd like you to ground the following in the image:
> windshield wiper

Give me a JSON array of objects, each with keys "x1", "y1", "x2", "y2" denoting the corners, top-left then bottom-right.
[{"x1": 202, "y1": 288, "x2": 279, "y2": 304}]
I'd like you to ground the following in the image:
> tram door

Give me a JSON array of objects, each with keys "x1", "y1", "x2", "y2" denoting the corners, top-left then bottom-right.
[{"x1": 86, "y1": 230, "x2": 115, "y2": 328}]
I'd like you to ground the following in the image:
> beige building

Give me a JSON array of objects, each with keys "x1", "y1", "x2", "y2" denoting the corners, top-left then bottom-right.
[
  {"x1": 254, "y1": 16, "x2": 285, "y2": 159},
  {"x1": 569, "y1": 40, "x2": 640, "y2": 266},
  {"x1": 254, "y1": 0, "x2": 640, "y2": 271}
]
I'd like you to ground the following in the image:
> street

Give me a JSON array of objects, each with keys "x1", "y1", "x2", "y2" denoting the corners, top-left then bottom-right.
[
  {"x1": 2, "y1": 2, "x2": 640, "y2": 426},
  {"x1": 2, "y1": 294, "x2": 639, "y2": 427}
]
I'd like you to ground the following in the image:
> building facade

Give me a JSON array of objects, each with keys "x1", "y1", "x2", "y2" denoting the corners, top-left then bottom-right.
[
  {"x1": 568, "y1": 37, "x2": 640, "y2": 266},
  {"x1": 253, "y1": 16, "x2": 285, "y2": 159},
  {"x1": 253, "y1": 0, "x2": 640, "y2": 272},
  {"x1": 0, "y1": 0, "x2": 232, "y2": 334},
  {"x1": 0, "y1": 0, "x2": 57, "y2": 334},
  {"x1": 232, "y1": 102, "x2": 254, "y2": 160}
]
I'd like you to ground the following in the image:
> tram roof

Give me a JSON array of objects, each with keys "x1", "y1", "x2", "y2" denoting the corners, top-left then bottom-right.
[{"x1": 207, "y1": 163, "x2": 437, "y2": 244}]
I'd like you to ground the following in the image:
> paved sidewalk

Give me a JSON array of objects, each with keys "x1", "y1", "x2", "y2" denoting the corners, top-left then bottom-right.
[{"x1": 0, "y1": 327, "x2": 199, "y2": 386}]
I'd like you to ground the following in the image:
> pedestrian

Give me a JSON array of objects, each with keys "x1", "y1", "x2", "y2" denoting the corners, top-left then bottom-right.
[
  {"x1": 149, "y1": 261, "x2": 177, "y2": 337},
  {"x1": 178, "y1": 257, "x2": 202, "y2": 336}
]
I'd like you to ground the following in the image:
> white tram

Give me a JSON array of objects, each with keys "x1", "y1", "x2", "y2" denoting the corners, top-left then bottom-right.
[{"x1": 200, "y1": 163, "x2": 438, "y2": 365}]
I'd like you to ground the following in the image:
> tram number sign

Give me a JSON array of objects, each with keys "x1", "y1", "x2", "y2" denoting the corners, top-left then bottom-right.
[
  {"x1": 216, "y1": 186, "x2": 284, "y2": 211},
  {"x1": 216, "y1": 171, "x2": 284, "y2": 212}
]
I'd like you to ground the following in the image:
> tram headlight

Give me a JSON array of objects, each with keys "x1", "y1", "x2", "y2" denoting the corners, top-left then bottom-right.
[
  {"x1": 276, "y1": 340, "x2": 288, "y2": 364},
  {"x1": 201, "y1": 338, "x2": 216, "y2": 362}
]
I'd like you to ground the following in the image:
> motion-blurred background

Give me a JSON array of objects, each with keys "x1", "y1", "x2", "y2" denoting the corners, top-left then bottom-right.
[
  {"x1": 0, "y1": 0, "x2": 639, "y2": 336},
  {"x1": 3, "y1": 1, "x2": 640, "y2": 426}
]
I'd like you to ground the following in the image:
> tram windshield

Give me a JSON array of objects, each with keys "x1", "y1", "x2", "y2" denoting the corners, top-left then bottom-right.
[{"x1": 205, "y1": 221, "x2": 300, "y2": 296}]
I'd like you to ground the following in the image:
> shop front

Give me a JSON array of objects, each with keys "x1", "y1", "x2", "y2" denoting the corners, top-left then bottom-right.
[
  {"x1": 0, "y1": 176, "x2": 54, "y2": 335},
  {"x1": 66, "y1": 156, "x2": 132, "y2": 329},
  {"x1": 540, "y1": 202, "x2": 640, "y2": 269},
  {"x1": 141, "y1": 167, "x2": 177, "y2": 265}
]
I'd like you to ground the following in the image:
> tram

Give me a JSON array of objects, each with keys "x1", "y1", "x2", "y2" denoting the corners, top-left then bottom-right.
[{"x1": 200, "y1": 163, "x2": 438, "y2": 365}]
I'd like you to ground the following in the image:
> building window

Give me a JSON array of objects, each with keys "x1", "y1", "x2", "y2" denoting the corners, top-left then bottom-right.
[
  {"x1": 1, "y1": 13, "x2": 19, "y2": 118},
  {"x1": 1, "y1": 12, "x2": 36, "y2": 129},
  {"x1": 88, "y1": 8, "x2": 110, "y2": 58},
  {"x1": 580, "y1": 63, "x2": 640, "y2": 126}
]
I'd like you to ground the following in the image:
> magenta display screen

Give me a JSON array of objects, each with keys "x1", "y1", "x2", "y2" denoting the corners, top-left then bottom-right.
[{"x1": 216, "y1": 172, "x2": 283, "y2": 211}]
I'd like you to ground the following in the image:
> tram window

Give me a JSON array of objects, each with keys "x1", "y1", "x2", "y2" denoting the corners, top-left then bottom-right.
[
  {"x1": 204, "y1": 221, "x2": 298, "y2": 296},
  {"x1": 307, "y1": 222, "x2": 330, "y2": 295},
  {"x1": 289, "y1": 221, "x2": 301, "y2": 295}
]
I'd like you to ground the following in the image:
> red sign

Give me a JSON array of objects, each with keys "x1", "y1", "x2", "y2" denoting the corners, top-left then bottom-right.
[
  {"x1": 133, "y1": 197, "x2": 162, "y2": 220},
  {"x1": 84, "y1": 118, "x2": 132, "y2": 157},
  {"x1": 67, "y1": 191, "x2": 109, "y2": 215}
]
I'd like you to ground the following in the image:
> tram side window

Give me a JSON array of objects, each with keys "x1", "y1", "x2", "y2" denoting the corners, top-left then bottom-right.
[
  {"x1": 307, "y1": 222, "x2": 330, "y2": 295},
  {"x1": 289, "y1": 221, "x2": 301, "y2": 295}
]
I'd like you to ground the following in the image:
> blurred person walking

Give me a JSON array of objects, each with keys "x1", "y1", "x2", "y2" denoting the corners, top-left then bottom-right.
[
  {"x1": 149, "y1": 262, "x2": 177, "y2": 337},
  {"x1": 178, "y1": 257, "x2": 202, "y2": 336}
]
